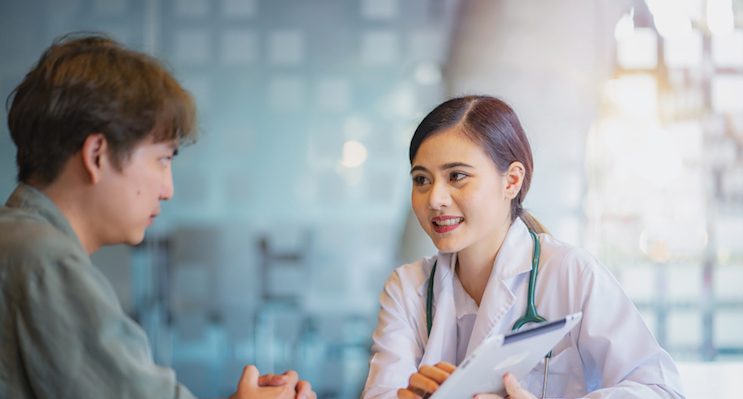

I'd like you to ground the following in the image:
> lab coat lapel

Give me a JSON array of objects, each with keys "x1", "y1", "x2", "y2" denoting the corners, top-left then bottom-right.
[
  {"x1": 420, "y1": 253, "x2": 458, "y2": 366},
  {"x1": 465, "y1": 219, "x2": 533, "y2": 357}
]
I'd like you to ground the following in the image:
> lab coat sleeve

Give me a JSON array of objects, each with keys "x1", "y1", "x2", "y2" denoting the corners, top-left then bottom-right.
[
  {"x1": 13, "y1": 248, "x2": 198, "y2": 399},
  {"x1": 566, "y1": 249, "x2": 685, "y2": 399},
  {"x1": 362, "y1": 268, "x2": 425, "y2": 399}
]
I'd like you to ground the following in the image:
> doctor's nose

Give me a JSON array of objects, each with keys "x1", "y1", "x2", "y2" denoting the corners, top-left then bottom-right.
[{"x1": 428, "y1": 182, "x2": 452, "y2": 210}]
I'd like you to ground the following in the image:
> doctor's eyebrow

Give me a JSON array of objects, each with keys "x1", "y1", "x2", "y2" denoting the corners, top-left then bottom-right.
[
  {"x1": 410, "y1": 165, "x2": 429, "y2": 174},
  {"x1": 410, "y1": 162, "x2": 474, "y2": 174},
  {"x1": 440, "y1": 162, "x2": 474, "y2": 170}
]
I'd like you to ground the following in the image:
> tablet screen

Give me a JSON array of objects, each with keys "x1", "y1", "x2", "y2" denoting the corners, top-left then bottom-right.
[{"x1": 430, "y1": 312, "x2": 582, "y2": 399}]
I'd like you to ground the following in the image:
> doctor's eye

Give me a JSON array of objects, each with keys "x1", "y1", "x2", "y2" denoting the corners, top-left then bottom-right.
[
  {"x1": 449, "y1": 172, "x2": 468, "y2": 182},
  {"x1": 412, "y1": 175, "x2": 430, "y2": 186}
]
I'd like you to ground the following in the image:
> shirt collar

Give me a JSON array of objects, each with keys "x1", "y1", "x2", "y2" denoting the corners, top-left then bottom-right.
[
  {"x1": 5, "y1": 183, "x2": 85, "y2": 251},
  {"x1": 490, "y1": 217, "x2": 534, "y2": 280},
  {"x1": 451, "y1": 253, "x2": 479, "y2": 319}
]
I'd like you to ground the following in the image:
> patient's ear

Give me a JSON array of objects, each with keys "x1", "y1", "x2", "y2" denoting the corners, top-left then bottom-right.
[
  {"x1": 503, "y1": 161, "x2": 525, "y2": 200},
  {"x1": 80, "y1": 133, "x2": 109, "y2": 184}
]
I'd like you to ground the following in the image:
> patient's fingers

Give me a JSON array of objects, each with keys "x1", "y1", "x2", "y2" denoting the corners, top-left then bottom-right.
[
  {"x1": 258, "y1": 373, "x2": 287, "y2": 386},
  {"x1": 435, "y1": 361, "x2": 456, "y2": 374},
  {"x1": 419, "y1": 365, "x2": 450, "y2": 384}
]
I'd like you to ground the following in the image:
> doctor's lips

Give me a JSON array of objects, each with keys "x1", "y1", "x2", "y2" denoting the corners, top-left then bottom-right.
[{"x1": 431, "y1": 215, "x2": 463, "y2": 233}]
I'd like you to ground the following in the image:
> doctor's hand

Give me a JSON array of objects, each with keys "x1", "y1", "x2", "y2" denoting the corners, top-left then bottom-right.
[
  {"x1": 473, "y1": 373, "x2": 536, "y2": 399},
  {"x1": 397, "y1": 361, "x2": 456, "y2": 399},
  {"x1": 229, "y1": 365, "x2": 316, "y2": 399}
]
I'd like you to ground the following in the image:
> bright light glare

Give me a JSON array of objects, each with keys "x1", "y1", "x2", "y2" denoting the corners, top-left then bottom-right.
[
  {"x1": 639, "y1": 230, "x2": 671, "y2": 263},
  {"x1": 616, "y1": 28, "x2": 657, "y2": 69},
  {"x1": 708, "y1": 0, "x2": 734, "y2": 36},
  {"x1": 603, "y1": 75, "x2": 657, "y2": 116},
  {"x1": 646, "y1": 0, "x2": 693, "y2": 38},
  {"x1": 343, "y1": 115, "x2": 371, "y2": 138},
  {"x1": 413, "y1": 62, "x2": 442, "y2": 85},
  {"x1": 622, "y1": 127, "x2": 684, "y2": 188},
  {"x1": 340, "y1": 140, "x2": 368, "y2": 168},
  {"x1": 614, "y1": 9, "x2": 635, "y2": 41}
]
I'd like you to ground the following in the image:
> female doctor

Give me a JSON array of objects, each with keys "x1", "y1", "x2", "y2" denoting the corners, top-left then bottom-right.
[{"x1": 361, "y1": 96, "x2": 685, "y2": 399}]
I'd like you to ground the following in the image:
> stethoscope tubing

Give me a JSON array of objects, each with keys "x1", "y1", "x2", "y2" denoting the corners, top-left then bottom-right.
[{"x1": 424, "y1": 229, "x2": 550, "y2": 398}]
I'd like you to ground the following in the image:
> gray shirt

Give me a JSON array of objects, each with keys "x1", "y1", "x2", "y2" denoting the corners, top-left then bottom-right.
[{"x1": 0, "y1": 184, "x2": 197, "y2": 399}]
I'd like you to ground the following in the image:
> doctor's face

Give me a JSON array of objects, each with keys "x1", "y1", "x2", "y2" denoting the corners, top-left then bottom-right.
[{"x1": 410, "y1": 127, "x2": 513, "y2": 255}]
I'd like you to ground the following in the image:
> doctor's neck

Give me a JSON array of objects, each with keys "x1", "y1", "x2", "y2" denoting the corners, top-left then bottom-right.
[{"x1": 455, "y1": 220, "x2": 512, "y2": 306}]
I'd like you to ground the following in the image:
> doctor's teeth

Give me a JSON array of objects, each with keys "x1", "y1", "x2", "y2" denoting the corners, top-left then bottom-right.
[{"x1": 435, "y1": 218, "x2": 462, "y2": 226}]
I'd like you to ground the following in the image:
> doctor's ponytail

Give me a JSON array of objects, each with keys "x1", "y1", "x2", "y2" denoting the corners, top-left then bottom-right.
[
  {"x1": 519, "y1": 210, "x2": 549, "y2": 235},
  {"x1": 409, "y1": 95, "x2": 549, "y2": 235}
]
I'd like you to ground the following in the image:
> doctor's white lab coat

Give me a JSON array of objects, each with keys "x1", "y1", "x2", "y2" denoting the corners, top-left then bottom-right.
[{"x1": 362, "y1": 219, "x2": 685, "y2": 399}]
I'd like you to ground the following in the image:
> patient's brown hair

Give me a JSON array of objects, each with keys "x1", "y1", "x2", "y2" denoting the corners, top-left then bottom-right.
[{"x1": 6, "y1": 33, "x2": 197, "y2": 185}]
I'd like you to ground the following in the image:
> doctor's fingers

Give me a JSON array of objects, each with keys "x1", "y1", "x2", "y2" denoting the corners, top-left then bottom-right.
[
  {"x1": 434, "y1": 361, "x2": 456, "y2": 374},
  {"x1": 502, "y1": 373, "x2": 536, "y2": 399},
  {"x1": 419, "y1": 365, "x2": 451, "y2": 384},
  {"x1": 397, "y1": 388, "x2": 422, "y2": 399},
  {"x1": 409, "y1": 372, "x2": 441, "y2": 393}
]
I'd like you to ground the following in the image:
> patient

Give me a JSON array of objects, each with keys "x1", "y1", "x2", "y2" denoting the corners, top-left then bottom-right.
[{"x1": 0, "y1": 33, "x2": 314, "y2": 399}]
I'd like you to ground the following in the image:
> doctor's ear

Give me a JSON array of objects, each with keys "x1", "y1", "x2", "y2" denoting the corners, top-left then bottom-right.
[
  {"x1": 503, "y1": 162, "x2": 525, "y2": 200},
  {"x1": 80, "y1": 133, "x2": 110, "y2": 184}
]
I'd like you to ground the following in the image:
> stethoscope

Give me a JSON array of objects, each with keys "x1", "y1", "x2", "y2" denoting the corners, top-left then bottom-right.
[{"x1": 425, "y1": 229, "x2": 552, "y2": 398}]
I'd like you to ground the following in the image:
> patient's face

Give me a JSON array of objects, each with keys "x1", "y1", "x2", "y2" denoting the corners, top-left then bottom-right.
[{"x1": 95, "y1": 138, "x2": 177, "y2": 247}]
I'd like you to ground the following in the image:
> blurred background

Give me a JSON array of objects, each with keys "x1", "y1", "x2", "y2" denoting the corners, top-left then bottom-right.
[{"x1": 1, "y1": 0, "x2": 742, "y2": 398}]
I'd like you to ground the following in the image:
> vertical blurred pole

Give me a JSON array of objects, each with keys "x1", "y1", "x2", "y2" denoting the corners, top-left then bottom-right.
[
  {"x1": 144, "y1": 0, "x2": 159, "y2": 54},
  {"x1": 444, "y1": 0, "x2": 628, "y2": 243},
  {"x1": 700, "y1": 19, "x2": 717, "y2": 360},
  {"x1": 702, "y1": 181, "x2": 717, "y2": 360},
  {"x1": 654, "y1": 261, "x2": 668, "y2": 348}
]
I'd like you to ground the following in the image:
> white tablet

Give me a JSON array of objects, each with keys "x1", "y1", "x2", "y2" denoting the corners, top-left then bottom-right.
[{"x1": 430, "y1": 312, "x2": 582, "y2": 399}]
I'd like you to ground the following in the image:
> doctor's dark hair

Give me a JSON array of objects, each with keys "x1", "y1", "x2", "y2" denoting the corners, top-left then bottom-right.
[
  {"x1": 6, "y1": 32, "x2": 197, "y2": 185},
  {"x1": 408, "y1": 95, "x2": 548, "y2": 234}
]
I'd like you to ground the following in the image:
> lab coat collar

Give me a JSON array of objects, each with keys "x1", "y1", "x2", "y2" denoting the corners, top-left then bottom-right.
[
  {"x1": 490, "y1": 218, "x2": 534, "y2": 280},
  {"x1": 417, "y1": 218, "x2": 536, "y2": 363},
  {"x1": 465, "y1": 218, "x2": 534, "y2": 356}
]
